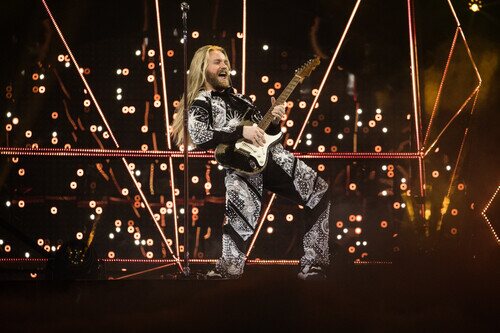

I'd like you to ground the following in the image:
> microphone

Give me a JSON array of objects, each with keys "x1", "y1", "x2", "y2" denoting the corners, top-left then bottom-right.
[{"x1": 181, "y1": 2, "x2": 190, "y2": 12}]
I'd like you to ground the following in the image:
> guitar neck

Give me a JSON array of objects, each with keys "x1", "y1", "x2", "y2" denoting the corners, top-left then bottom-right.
[{"x1": 258, "y1": 75, "x2": 302, "y2": 131}]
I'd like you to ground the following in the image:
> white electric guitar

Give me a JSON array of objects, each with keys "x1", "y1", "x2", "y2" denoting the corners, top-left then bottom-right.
[{"x1": 214, "y1": 57, "x2": 320, "y2": 175}]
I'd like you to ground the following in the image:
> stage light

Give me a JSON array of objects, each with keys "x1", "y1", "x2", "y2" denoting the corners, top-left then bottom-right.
[
  {"x1": 357, "y1": 109, "x2": 362, "y2": 114},
  {"x1": 230, "y1": 70, "x2": 237, "y2": 76},
  {"x1": 5, "y1": 201, "x2": 11, "y2": 207},
  {"x1": 306, "y1": 133, "x2": 312, "y2": 139},
  {"x1": 356, "y1": 241, "x2": 361, "y2": 246},
  {"x1": 121, "y1": 188, "x2": 129, "y2": 196},
  {"x1": 362, "y1": 241, "x2": 367, "y2": 246},
  {"x1": 134, "y1": 240, "x2": 140, "y2": 246},
  {"x1": 135, "y1": 170, "x2": 141, "y2": 177},
  {"x1": 261, "y1": 76, "x2": 269, "y2": 83},
  {"x1": 337, "y1": 134, "x2": 343, "y2": 139},
  {"x1": 376, "y1": 108, "x2": 382, "y2": 114},
  {"x1": 357, "y1": 121, "x2": 362, "y2": 127},
  {"x1": 382, "y1": 190, "x2": 388, "y2": 196},
  {"x1": 0, "y1": 240, "x2": 3, "y2": 245},
  {"x1": 135, "y1": 50, "x2": 141, "y2": 56},
  {"x1": 65, "y1": 62, "x2": 70, "y2": 68},
  {"x1": 343, "y1": 228, "x2": 348, "y2": 234},
  {"x1": 468, "y1": 0, "x2": 482, "y2": 12},
  {"x1": 306, "y1": 140, "x2": 312, "y2": 145},
  {"x1": 18, "y1": 200, "x2": 25, "y2": 208},
  {"x1": 50, "y1": 207, "x2": 57, "y2": 214},
  {"x1": 70, "y1": 182, "x2": 77, "y2": 189},
  {"x1": 262, "y1": 44, "x2": 269, "y2": 51},
  {"x1": 446, "y1": 165, "x2": 452, "y2": 171},
  {"x1": 355, "y1": 228, "x2": 362, "y2": 234},
  {"x1": 267, "y1": 214, "x2": 274, "y2": 221},
  {"x1": 6, "y1": 111, "x2": 12, "y2": 118},
  {"x1": 286, "y1": 214, "x2": 294, "y2": 222},
  {"x1": 180, "y1": 208, "x2": 185, "y2": 214},
  {"x1": 25, "y1": 130, "x2": 32, "y2": 138},
  {"x1": 141, "y1": 240, "x2": 146, "y2": 246},
  {"x1": 382, "y1": 127, "x2": 388, "y2": 133},
  {"x1": 336, "y1": 235, "x2": 342, "y2": 240},
  {"x1": 109, "y1": 233, "x2": 114, "y2": 239},
  {"x1": 266, "y1": 226, "x2": 273, "y2": 234},
  {"x1": 116, "y1": 94, "x2": 122, "y2": 100}
]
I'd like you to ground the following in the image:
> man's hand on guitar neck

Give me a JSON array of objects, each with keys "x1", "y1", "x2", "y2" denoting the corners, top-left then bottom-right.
[
  {"x1": 243, "y1": 124, "x2": 266, "y2": 147},
  {"x1": 270, "y1": 97, "x2": 286, "y2": 125}
]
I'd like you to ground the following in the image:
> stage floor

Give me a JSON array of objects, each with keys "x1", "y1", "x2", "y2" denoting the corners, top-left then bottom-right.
[{"x1": 0, "y1": 255, "x2": 499, "y2": 332}]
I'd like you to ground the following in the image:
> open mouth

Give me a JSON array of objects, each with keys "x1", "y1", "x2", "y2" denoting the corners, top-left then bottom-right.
[{"x1": 218, "y1": 71, "x2": 228, "y2": 79}]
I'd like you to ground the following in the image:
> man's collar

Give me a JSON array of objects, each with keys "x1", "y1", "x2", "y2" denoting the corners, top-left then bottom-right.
[{"x1": 210, "y1": 87, "x2": 235, "y2": 97}]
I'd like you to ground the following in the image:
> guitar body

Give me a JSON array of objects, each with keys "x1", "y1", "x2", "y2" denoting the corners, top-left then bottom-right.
[{"x1": 215, "y1": 131, "x2": 283, "y2": 175}]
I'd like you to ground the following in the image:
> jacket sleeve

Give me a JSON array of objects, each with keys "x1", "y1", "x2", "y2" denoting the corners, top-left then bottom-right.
[{"x1": 188, "y1": 99, "x2": 244, "y2": 150}]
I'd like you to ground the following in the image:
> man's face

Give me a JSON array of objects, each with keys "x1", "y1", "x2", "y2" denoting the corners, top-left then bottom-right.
[{"x1": 205, "y1": 50, "x2": 230, "y2": 91}]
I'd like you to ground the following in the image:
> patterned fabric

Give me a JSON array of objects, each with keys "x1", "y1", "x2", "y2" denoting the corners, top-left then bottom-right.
[
  {"x1": 301, "y1": 202, "x2": 331, "y2": 268},
  {"x1": 187, "y1": 88, "x2": 331, "y2": 278}
]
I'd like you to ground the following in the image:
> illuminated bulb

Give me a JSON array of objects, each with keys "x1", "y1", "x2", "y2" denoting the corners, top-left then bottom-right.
[
  {"x1": 65, "y1": 62, "x2": 70, "y2": 68},
  {"x1": 0, "y1": 240, "x2": 3, "y2": 245},
  {"x1": 116, "y1": 88, "x2": 122, "y2": 94},
  {"x1": 230, "y1": 70, "x2": 237, "y2": 76},
  {"x1": 344, "y1": 115, "x2": 350, "y2": 121},
  {"x1": 109, "y1": 233, "x2": 114, "y2": 239},
  {"x1": 337, "y1": 134, "x2": 343, "y2": 140},
  {"x1": 6, "y1": 112, "x2": 12, "y2": 118},
  {"x1": 382, "y1": 190, "x2": 388, "y2": 196},
  {"x1": 135, "y1": 170, "x2": 141, "y2": 176},
  {"x1": 180, "y1": 208, "x2": 185, "y2": 214},
  {"x1": 6, "y1": 201, "x2": 11, "y2": 207},
  {"x1": 141, "y1": 240, "x2": 146, "y2": 246},
  {"x1": 266, "y1": 226, "x2": 273, "y2": 234},
  {"x1": 306, "y1": 140, "x2": 312, "y2": 146},
  {"x1": 306, "y1": 133, "x2": 312, "y2": 139},
  {"x1": 134, "y1": 240, "x2": 140, "y2": 245},
  {"x1": 343, "y1": 228, "x2": 348, "y2": 234},
  {"x1": 382, "y1": 127, "x2": 388, "y2": 133},
  {"x1": 12, "y1": 117, "x2": 19, "y2": 125},
  {"x1": 382, "y1": 165, "x2": 387, "y2": 171},
  {"x1": 356, "y1": 241, "x2": 361, "y2": 246},
  {"x1": 52, "y1": 131, "x2": 57, "y2": 137},
  {"x1": 362, "y1": 241, "x2": 367, "y2": 246},
  {"x1": 90, "y1": 214, "x2": 95, "y2": 220},
  {"x1": 357, "y1": 121, "x2": 362, "y2": 127},
  {"x1": 357, "y1": 109, "x2": 362, "y2": 114},
  {"x1": 116, "y1": 94, "x2": 122, "y2": 100},
  {"x1": 401, "y1": 178, "x2": 406, "y2": 183},
  {"x1": 135, "y1": 50, "x2": 141, "y2": 56},
  {"x1": 262, "y1": 44, "x2": 269, "y2": 51},
  {"x1": 336, "y1": 235, "x2": 342, "y2": 240},
  {"x1": 376, "y1": 108, "x2": 382, "y2": 114},
  {"x1": 446, "y1": 165, "x2": 451, "y2": 171}
]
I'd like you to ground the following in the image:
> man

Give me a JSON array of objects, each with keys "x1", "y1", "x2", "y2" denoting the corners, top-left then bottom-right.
[{"x1": 173, "y1": 45, "x2": 331, "y2": 280}]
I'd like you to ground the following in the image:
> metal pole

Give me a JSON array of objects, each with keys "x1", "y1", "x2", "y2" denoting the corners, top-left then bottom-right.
[{"x1": 181, "y1": 2, "x2": 190, "y2": 276}]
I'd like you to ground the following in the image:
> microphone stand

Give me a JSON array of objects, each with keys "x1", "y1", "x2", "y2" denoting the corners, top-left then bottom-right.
[{"x1": 181, "y1": 2, "x2": 190, "y2": 277}]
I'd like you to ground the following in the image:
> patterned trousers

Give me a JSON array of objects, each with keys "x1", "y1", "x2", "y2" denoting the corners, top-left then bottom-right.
[{"x1": 216, "y1": 144, "x2": 331, "y2": 277}]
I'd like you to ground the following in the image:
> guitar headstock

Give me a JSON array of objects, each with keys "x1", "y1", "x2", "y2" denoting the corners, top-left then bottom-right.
[{"x1": 295, "y1": 57, "x2": 321, "y2": 80}]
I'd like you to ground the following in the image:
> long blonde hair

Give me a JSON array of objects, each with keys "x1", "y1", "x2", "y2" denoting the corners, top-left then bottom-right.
[{"x1": 172, "y1": 45, "x2": 231, "y2": 147}]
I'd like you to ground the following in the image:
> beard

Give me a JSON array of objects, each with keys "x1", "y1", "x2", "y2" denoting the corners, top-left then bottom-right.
[{"x1": 206, "y1": 71, "x2": 230, "y2": 91}]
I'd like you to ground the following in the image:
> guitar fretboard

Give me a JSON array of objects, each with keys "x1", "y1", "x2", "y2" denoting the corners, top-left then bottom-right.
[{"x1": 258, "y1": 75, "x2": 302, "y2": 131}]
